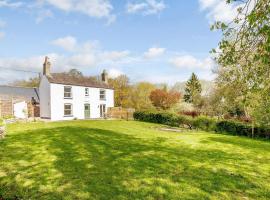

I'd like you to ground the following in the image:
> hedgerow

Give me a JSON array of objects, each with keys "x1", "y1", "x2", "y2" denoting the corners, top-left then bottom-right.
[{"x1": 133, "y1": 111, "x2": 270, "y2": 139}]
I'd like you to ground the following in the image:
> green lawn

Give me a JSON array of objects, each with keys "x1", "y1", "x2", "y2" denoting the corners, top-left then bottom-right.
[{"x1": 0, "y1": 120, "x2": 270, "y2": 200}]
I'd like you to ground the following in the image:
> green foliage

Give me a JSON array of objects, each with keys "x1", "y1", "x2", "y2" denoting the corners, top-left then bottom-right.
[
  {"x1": 192, "y1": 116, "x2": 217, "y2": 132},
  {"x1": 134, "y1": 111, "x2": 270, "y2": 139},
  {"x1": 108, "y1": 75, "x2": 132, "y2": 108},
  {"x1": 212, "y1": 0, "x2": 270, "y2": 125},
  {"x1": 130, "y1": 82, "x2": 156, "y2": 110},
  {"x1": 0, "y1": 119, "x2": 3, "y2": 126},
  {"x1": 134, "y1": 111, "x2": 192, "y2": 127},
  {"x1": 184, "y1": 73, "x2": 202, "y2": 105},
  {"x1": 216, "y1": 120, "x2": 270, "y2": 139}
]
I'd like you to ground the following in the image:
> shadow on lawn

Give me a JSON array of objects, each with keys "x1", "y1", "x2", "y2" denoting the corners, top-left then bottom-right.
[{"x1": 0, "y1": 126, "x2": 268, "y2": 200}]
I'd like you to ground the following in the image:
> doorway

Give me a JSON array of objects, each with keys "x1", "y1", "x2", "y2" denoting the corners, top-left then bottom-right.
[
  {"x1": 84, "y1": 104, "x2": 90, "y2": 119},
  {"x1": 100, "y1": 104, "x2": 106, "y2": 118}
]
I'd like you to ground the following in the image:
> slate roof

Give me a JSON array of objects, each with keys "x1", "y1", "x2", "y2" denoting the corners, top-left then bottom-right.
[
  {"x1": 0, "y1": 85, "x2": 39, "y2": 102},
  {"x1": 47, "y1": 73, "x2": 113, "y2": 89}
]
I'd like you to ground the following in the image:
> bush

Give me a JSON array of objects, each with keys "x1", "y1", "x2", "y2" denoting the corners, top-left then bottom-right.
[
  {"x1": 192, "y1": 116, "x2": 217, "y2": 132},
  {"x1": 134, "y1": 111, "x2": 270, "y2": 139},
  {"x1": 181, "y1": 111, "x2": 200, "y2": 118},
  {"x1": 0, "y1": 119, "x2": 3, "y2": 126},
  {"x1": 134, "y1": 111, "x2": 193, "y2": 128},
  {"x1": 216, "y1": 120, "x2": 270, "y2": 139}
]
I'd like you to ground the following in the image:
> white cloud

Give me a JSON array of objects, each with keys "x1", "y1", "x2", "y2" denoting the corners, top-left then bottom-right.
[
  {"x1": 35, "y1": 9, "x2": 54, "y2": 23},
  {"x1": 0, "y1": 31, "x2": 5, "y2": 39},
  {"x1": 51, "y1": 36, "x2": 77, "y2": 52},
  {"x1": 199, "y1": 0, "x2": 241, "y2": 23},
  {"x1": 0, "y1": 36, "x2": 133, "y2": 83},
  {"x1": 169, "y1": 55, "x2": 215, "y2": 70},
  {"x1": 0, "y1": 0, "x2": 23, "y2": 8},
  {"x1": 144, "y1": 47, "x2": 165, "y2": 58},
  {"x1": 41, "y1": 0, "x2": 115, "y2": 23},
  {"x1": 108, "y1": 68, "x2": 124, "y2": 78},
  {"x1": 126, "y1": 0, "x2": 166, "y2": 15}
]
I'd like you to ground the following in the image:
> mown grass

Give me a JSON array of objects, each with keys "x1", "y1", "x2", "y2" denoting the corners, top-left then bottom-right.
[{"x1": 0, "y1": 120, "x2": 269, "y2": 200}]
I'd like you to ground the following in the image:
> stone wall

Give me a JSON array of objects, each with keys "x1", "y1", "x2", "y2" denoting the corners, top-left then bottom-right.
[
  {"x1": 0, "y1": 95, "x2": 40, "y2": 118},
  {"x1": 0, "y1": 99, "x2": 13, "y2": 118}
]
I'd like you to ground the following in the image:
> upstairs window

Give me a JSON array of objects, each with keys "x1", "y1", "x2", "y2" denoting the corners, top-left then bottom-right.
[
  {"x1": 64, "y1": 104, "x2": 73, "y2": 116},
  {"x1": 64, "y1": 86, "x2": 72, "y2": 99},
  {"x1": 100, "y1": 89, "x2": 106, "y2": 100},
  {"x1": 85, "y1": 88, "x2": 89, "y2": 96}
]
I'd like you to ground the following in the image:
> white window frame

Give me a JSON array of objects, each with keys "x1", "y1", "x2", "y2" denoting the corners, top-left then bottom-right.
[
  {"x1": 100, "y1": 89, "x2": 106, "y2": 100},
  {"x1": 85, "y1": 88, "x2": 89, "y2": 96},
  {"x1": 64, "y1": 86, "x2": 72, "y2": 99},
  {"x1": 64, "y1": 103, "x2": 73, "y2": 116}
]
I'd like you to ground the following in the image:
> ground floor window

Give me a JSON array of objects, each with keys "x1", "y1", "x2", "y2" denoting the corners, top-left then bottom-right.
[{"x1": 64, "y1": 104, "x2": 73, "y2": 116}]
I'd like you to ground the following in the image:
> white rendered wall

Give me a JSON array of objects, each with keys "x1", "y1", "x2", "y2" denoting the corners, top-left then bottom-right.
[
  {"x1": 14, "y1": 101, "x2": 27, "y2": 119},
  {"x1": 39, "y1": 76, "x2": 51, "y2": 119},
  {"x1": 49, "y1": 83, "x2": 114, "y2": 121}
]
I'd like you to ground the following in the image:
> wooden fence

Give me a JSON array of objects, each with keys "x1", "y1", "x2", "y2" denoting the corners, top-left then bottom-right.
[{"x1": 107, "y1": 107, "x2": 135, "y2": 120}]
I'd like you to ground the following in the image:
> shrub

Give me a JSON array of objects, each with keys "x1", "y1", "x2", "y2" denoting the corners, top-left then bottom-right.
[
  {"x1": 134, "y1": 111, "x2": 270, "y2": 139},
  {"x1": 134, "y1": 111, "x2": 189, "y2": 127},
  {"x1": 216, "y1": 120, "x2": 270, "y2": 139},
  {"x1": 181, "y1": 111, "x2": 200, "y2": 118},
  {"x1": 0, "y1": 119, "x2": 3, "y2": 126},
  {"x1": 192, "y1": 116, "x2": 217, "y2": 132}
]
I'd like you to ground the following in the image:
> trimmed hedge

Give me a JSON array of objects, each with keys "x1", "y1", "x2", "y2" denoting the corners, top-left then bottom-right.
[{"x1": 133, "y1": 111, "x2": 270, "y2": 139}]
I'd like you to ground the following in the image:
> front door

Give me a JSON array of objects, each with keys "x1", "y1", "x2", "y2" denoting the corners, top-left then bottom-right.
[
  {"x1": 84, "y1": 104, "x2": 90, "y2": 119},
  {"x1": 100, "y1": 104, "x2": 106, "y2": 118}
]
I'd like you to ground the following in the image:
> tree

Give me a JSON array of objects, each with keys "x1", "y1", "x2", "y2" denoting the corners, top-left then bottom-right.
[
  {"x1": 184, "y1": 73, "x2": 202, "y2": 104},
  {"x1": 108, "y1": 75, "x2": 132, "y2": 108},
  {"x1": 67, "y1": 69, "x2": 83, "y2": 77},
  {"x1": 130, "y1": 82, "x2": 156, "y2": 110},
  {"x1": 150, "y1": 89, "x2": 181, "y2": 110},
  {"x1": 212, "y1": 0, "x2": 270, "y2": 126},
  {"x1": 11, "y1": 76, "x2": 40, "y2": 87}
]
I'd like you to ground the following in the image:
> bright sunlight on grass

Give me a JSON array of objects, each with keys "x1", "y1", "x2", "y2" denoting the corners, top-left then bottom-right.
[{"x1": 0, "y1": 120, "x2": 270, "y2": 199}]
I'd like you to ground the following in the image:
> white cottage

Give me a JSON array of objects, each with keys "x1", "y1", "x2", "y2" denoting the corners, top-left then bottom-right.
[{"x1": 39, "y1": 57, "x2": 114, "y2": 121}]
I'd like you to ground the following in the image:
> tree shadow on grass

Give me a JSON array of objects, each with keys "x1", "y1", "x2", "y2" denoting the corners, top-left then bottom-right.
[{"x1": 0, "y1": 126, "x2": 269, "y2": 200}]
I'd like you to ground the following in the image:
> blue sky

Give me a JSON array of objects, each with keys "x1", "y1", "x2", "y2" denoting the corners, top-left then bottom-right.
[{"x1": 0, "y1": 0, "x2": 239, "y2": 85}]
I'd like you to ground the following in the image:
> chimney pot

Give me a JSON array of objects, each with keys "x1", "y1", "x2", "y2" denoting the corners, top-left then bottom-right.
[
  {"x1": 101, "y1": 69, "x2": 108, "y2": 84},
  {"x1": 43, "y1": 56, "x2": 51, "y2": 76}
]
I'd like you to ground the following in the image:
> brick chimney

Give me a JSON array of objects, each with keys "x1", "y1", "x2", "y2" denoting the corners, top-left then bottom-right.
[
  {"x1": 101, "y1": 70, "x2": 108, "y2": 84},
  {"x1": 43, "y1": 56, "x2": 51, "y2": 76}
]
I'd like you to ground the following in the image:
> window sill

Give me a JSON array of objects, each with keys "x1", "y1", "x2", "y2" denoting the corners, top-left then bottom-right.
[
  {"x1": 64, "y1": 97, "x2": 73, "y2": 99},
  {"x1": 64, "y1": 115, "x2": 73, "y2": 117}
]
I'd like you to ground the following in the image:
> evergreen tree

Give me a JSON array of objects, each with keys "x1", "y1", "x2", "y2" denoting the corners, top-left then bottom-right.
[{"x1": 184, "y1": 73, "x2": 202, "y2": 103}]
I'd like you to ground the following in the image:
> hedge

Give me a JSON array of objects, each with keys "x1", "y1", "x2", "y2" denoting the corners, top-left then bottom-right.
[{"x1": 133, "y1": 111, "x2": 270, "y2": 139}]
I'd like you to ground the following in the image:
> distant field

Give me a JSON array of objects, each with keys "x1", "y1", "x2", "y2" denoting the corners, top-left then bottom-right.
[{"x1": 0, "y1": 120, "x2": 269, "y2": 200}]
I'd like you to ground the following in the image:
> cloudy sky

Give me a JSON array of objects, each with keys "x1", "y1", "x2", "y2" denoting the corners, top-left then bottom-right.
[{"x1": 0, "y1": 0, "x2": 240, "y2": 85}]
